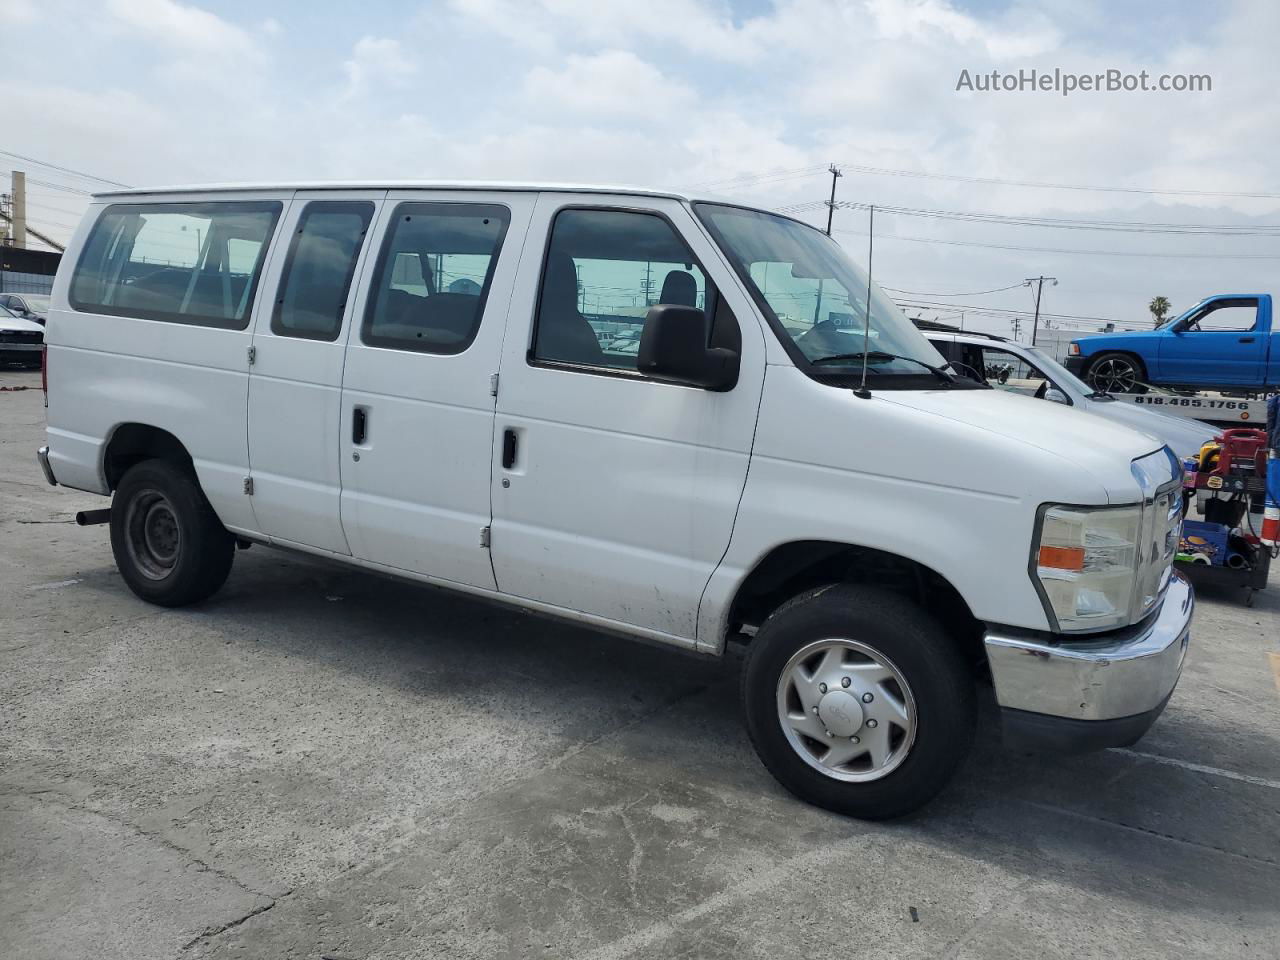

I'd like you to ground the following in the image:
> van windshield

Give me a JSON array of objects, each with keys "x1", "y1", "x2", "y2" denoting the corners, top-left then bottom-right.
[{"x1": 694, "y1": 204, "x2": 947, "y2": 382}]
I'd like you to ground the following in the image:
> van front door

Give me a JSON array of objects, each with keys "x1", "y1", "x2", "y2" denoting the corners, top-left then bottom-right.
[
  {"x1": 337, "y1": 191, "x2": 534, "y2": 590},
  {"x1": 489, "y1": 196, "x2": 765, "y2": 644},
  {"x1": 247, "y1": 190, "x2": 384, "y2": 553}
]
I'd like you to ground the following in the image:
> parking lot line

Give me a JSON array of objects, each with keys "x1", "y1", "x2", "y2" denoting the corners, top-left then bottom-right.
[{"x1": 1109, "y1": 747, "x2": 1280, "y2": 790}]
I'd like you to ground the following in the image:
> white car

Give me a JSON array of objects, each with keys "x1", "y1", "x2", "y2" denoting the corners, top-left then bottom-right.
[
  {"x1": 0, "y1": 304, "x2": 44, "y2": 366},
  {"x1": 0, "y1": 292, "x2": 50, "y2": 324},
  {"x1": 37, "y1": 181, "x2": 1193, "y2": 819},
  {"x1": 926, "y1": 329, "x2": 1216, "y2": 459}
]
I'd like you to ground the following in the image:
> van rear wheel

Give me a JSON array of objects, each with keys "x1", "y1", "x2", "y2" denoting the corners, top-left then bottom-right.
[
  {"x1": 110, "y1": 459, "x2": 234, "y2": 606},
  {"x1": 741, "y1": 584, "x2": 975, "y2": 819}
]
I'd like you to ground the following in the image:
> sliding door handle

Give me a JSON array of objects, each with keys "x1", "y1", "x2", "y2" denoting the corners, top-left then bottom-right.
[
  {"x1": 502, "y1": 428, "x2": 518, "y2": 469},
  {"x1": 352, "y1": 407, "x2": 368, "y2": 445}
]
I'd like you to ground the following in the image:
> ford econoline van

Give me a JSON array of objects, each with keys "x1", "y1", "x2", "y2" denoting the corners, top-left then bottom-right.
[{"x1": 37, "y1": 182, "x2": 1192, "y2": 818}]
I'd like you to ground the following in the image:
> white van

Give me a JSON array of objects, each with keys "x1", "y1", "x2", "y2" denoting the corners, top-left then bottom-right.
[{"x1": 37, "y1": 182, "x2": 1192, "y2": 818}]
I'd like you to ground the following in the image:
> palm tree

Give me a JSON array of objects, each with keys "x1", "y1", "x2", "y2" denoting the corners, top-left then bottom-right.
[{"x1": 1148, "y1": 296, "x2": 1172, "y2": 326}]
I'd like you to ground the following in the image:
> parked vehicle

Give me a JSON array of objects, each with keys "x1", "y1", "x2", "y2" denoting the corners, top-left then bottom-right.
[
  {"x1": 1066, "y1": 294, "x2": 1278, "y2": 393},
  {"x1": 927, "y1": 328, "x2": 1216, "y2": 458},
  {"x1": 0, "y1": 304, "x2": 44, "y2": 367},
  {"x1": 0, "y1": 292, "x2": 51, "y2": 325},
  {"x1": 38, "y1": 181, "x2": 1193, "y2": 819}
]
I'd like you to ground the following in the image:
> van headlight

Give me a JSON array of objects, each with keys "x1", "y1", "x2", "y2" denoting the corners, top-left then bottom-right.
[{"x1": 1033, "y1": 504, "x2": 1142, "y2": 632}]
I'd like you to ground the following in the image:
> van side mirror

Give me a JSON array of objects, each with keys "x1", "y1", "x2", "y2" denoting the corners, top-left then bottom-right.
[{"x1": 637, "y1": 304, "x2": 739, "y2": 391}]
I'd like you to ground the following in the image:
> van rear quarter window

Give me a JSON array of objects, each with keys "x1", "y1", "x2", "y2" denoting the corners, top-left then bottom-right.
[
  {"x1": 362, "y1": 202, "x2": 510, "y2": 355},
  {"x1": 70, "y1": 201, "x2": 282, "y2": 330}
]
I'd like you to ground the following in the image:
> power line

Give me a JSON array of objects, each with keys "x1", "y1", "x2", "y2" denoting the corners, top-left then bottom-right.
[
  {"x1": 0, "y1": 149, "x2": 130, "y2": 188},
  {"x1": 893, "y1": 298, "x2": 1139, "y2": 326},
  {"x1": 880, "y1": 281, "x2": 1027, "y2": 297},
  {"x1": 690, "y1": 164, "x2": 826, "y2": 192},
  {"x1": 22, "y1": 177, "x2": 92, "y2": 196},
  {"x1": 835, "y1": 160, "x2": 1280, "y2": 201},
  {"x1": 833, "y1": 227, "x2": 1280, "y2": 259},
  {"x1": 834, "y1": 200, "x2": 1280, "y2": 236}
]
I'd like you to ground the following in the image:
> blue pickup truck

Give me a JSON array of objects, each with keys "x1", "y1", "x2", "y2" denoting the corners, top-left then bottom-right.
[{"x1": 1066, "y1": 294, "x2": 1279, "y2": 393}]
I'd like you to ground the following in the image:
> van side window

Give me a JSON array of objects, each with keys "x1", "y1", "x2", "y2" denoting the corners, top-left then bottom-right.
[
  {"x1": 532, "y1": 208, "x2": 710, "y2": 371},
  {"x1": 272, "y1": 201, "x2": 373, "y2": 341},
  {"x1": 69, "y1": 202, "x2": 282, "y2": 330},
  {"x1": 362, "y1": 202, "x2": 510, "y2": 354}
]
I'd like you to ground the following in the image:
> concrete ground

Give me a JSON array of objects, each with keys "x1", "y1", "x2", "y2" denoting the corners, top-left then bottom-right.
[{"x1": 2, "y1": 365, "x2": 1278, "y2": 960}]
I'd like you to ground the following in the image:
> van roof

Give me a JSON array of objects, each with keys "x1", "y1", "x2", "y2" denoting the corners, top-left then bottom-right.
[{"x1": 91, "y1": 180, "x2": 722, "y2": 203}]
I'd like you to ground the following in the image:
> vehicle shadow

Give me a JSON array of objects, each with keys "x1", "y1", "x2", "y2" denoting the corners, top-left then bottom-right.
[{"x1": 123, "y1": 547, "x2": 1280, "y2": 925}]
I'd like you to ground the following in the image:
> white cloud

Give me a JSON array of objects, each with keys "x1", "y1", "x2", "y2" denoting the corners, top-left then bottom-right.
[
  {"x1": 8, "y1": 0, "x2": 1279, "y2": 332},
  {"x1": 523, "y1": 51, "x2": 694, "y2": 116},
  {"x1": 450, "y1": 0, "x2": 770, "y2": 62},
  {"x1": 447, "y1": 0, "x2": 557, "y2": 55},
  {"x1": 341, "y1": 35, "x2": 418, "y2": 101},
  {"x1": 105, "y1": 0, "x2": 259, "y2": 58},
  {"x1": 0, "y1": 0, "x2": 37, "y2": 24}
]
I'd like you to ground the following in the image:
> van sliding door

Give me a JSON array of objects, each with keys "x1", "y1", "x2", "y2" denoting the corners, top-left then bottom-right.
[
  {"x1": 336, "y1": 190, "x2": 535, "y2": 590},
  {"x1": 246, "y1": 190, "x2": 386, "y2": 553}
]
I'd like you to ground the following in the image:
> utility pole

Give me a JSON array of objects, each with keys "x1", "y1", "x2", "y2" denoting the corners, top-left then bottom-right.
[
  {"x1": 10, "y1": 171, "x2": 26, "y2": 249},
  {"x1": 1010, "y1": 317, "x2": 1023, "y2": 341},
  {"x1": 824, "y1": 164, "x2": 842, "y2": 236},
  {"x1": 1024, "y1": 275, "x2": 1058, "y2": 346}
]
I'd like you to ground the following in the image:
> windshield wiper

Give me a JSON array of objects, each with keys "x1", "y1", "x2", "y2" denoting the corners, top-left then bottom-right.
[{"x1": 810, "y1": 350, "x2": 962, "y2": 386}]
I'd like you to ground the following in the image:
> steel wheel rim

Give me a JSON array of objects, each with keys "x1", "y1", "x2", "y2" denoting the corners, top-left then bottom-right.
[
  {"x1": 776, "y1": 639, "x2": 917, "y2": 783},
  {"x1": 124, "y1": 488, "x2": 181, "y2": 581},
  {"x1": 1090, "y1": 357, "x2": 1137, "y2": 393}
]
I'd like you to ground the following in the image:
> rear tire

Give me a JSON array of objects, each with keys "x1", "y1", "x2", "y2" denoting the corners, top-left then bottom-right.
[
  {"x1": 741, "y1": 584, "x2": 976, "y2": 819},
  {"x1": 109, "y1": 459, "x2": 234, "y2": 607},
  {"x1": 1085, "y1": 352, "x2": 1148, "y2": 394}
]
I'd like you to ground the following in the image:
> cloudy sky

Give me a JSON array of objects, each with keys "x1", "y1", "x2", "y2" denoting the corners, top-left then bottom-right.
[{"x1": 4, "y1": 0, "x2": 1279, "y2": 339}]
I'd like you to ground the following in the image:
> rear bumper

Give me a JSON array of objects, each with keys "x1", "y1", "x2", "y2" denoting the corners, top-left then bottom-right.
[
  {"x1": 984, "y1": 572, "x2": 1193, "y2": 752},
  {"x1": 36, "y1": 445, "x2": 57, "y2": 486}
]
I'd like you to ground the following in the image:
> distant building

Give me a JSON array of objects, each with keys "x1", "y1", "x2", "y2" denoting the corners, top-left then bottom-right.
[{"x1": 0, "y1": 247, "x2": 60, "y2": 295}]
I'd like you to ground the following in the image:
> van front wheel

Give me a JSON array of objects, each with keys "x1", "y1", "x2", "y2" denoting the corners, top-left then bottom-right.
[
  {"x1": 109, "y1": 459, "x2": 234, "y2": 607},
  {"x1": 741, "y1": 584, "x2": 975, "y2": 819}
]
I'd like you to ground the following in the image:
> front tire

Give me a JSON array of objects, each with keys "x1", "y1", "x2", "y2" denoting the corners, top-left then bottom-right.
[
  {"x1": 1085, "y1": 352, "x2": 1148, "y2": 394},
  {"x1": 741, "y1": 585, "x2": 976, "y2": 819},
  {"x1": 109, "y1": 459, "x2": 234, "y2": 607}
]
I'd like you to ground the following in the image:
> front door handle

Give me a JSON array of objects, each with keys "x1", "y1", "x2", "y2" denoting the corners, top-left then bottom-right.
[
  {"x1": 1239, "y1": 336, "x2": 1256, "y2": 343},
  {"x1": 352, "y1": 406, "x2": 368, "y2": 445},
  {"x1": 501, "y1": 428, "x2": 518, "y2": 469}
]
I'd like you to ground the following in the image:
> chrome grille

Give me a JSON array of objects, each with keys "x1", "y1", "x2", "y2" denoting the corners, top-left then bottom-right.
[
  {"x1": 0, "y1": 330, "x2": 42, "y2": 345},
  {"x1": 1131, "y1": 449, "x2": 1182, "y2": 621}
]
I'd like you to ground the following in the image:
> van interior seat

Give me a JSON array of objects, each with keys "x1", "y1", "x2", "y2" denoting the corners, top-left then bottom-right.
[
  {"x1": 375, "y1": 288, "x2": 483, "y2": 345},
  {"x1": 659, "y1": 269, "x2": 697, "y2": 307},
  {"x1": 535, "y1": 254, "x2": 605, "y2": 364}
]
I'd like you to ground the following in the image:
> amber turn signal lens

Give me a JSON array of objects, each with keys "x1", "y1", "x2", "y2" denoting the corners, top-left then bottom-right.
[{"x1": 1038, "y1": 545, "x2": 1085, "y2": 571}]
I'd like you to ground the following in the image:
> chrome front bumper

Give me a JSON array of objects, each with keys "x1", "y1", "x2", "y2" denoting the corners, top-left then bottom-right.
[{"x1": 985, "y1": 572, "x2": 1193, "y2": 729}]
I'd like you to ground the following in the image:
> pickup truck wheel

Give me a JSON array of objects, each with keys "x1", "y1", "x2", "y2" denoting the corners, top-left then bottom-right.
[
  {"x1": 1085, "y1": 352, "x2": 1148, "y2": 394},
  {"x1": 741, "y1": 584, "x2": 975, "y2": 819},
  {"x1": 109, "y1": 459, "x2": 234, "y2": 607}
]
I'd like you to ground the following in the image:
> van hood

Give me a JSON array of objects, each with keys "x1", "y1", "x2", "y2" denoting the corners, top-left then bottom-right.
[{"x1": 881, "y1": 387, "x2": 1165, "y2": 503}]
